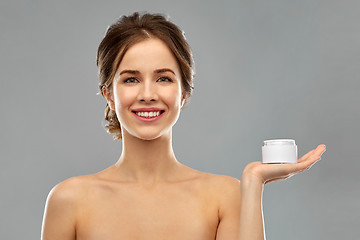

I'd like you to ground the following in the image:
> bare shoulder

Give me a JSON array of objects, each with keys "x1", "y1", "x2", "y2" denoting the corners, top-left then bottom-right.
[
  {"x1": 42, "y1": 176, "x2": 95, "y2": 239},
  {"x1": 184, "y1": 169, "x2": 240, "y2": 205},
  {"x1": 45, "y1": 175, "x2": 98, "y2": 211},
  {"x1": 196, "y1": 171, "x2": 241, "y2": 211},
  {"x1": 209, "y1": 174, "x2": 241, "y2": 206},
  {"x1": 210, "y1": 174, "x2": 240, "y2": 187},
  {"x1": 48, "y1": 176, "x2": 91, "y2": 200},
  {"x1": 197, "y1": 173, "x2": 241, "y2": 239},
  {"x1": 196, "y1": 171, "x2": 241, "y2": 193}
]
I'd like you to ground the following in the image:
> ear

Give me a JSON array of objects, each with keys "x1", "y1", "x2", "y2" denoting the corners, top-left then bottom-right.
[
  {"x1": 180, "y1": 94, "x2": 186, "y2": 109},
  {"x1": 102, "y1": 86, "x2": 115, "y2": 110}
]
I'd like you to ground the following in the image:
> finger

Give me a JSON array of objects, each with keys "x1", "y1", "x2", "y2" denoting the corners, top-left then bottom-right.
[
  {"x1": 272, "y1": 145, "x2": 325, "y2": 175},
  {"x1": 318, "y1": 144, "x2": 327, "y2": 157},
  {"x1": 298, "y1": 149, "x2": 315, "y2": 162},
  {"x1": 292, "y1": 145, "x2": 326, "y2": 173},
  {"x1": 262, "y1": 145, "x2": 326, "y2": 184},
  {"x1": 298, "y1": 144, "x2": 326, "y2": 163},
  {"x1": 304, "y1": 145, "x2": 326, "y2": 164},
  {"x1": 264, "y1": 175, "x2": 291, "y2": 184}
]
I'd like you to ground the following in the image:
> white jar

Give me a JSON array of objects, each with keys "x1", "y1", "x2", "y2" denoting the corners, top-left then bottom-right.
[{"x1": 262, "y1": 139, "x2": 298, "y2": 163}]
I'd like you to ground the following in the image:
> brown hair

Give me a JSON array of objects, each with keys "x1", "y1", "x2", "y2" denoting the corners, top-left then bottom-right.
[{"x1": 96, "y1": 12, "x2": 195, "y2": 140}]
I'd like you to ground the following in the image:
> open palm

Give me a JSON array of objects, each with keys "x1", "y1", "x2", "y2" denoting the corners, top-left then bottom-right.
[{"x1": 243, "y1": 144, "x2": 326, "y2": 184}]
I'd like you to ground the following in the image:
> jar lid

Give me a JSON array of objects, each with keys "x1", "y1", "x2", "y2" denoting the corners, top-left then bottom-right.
[{"x1": 264, "y1": 139, "x2": 296, "y2": 146}]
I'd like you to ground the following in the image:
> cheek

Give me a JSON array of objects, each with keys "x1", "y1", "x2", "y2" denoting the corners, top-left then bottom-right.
[
  {"x1": 114, "y1": 87, "x2": 136, "y2": 109},
  {"x1": 163, "y1": 86, "x2": 182, "y2": 107}
]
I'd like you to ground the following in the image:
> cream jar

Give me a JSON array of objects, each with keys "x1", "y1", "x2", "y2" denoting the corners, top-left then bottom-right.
[{"x1": 262, "y1": 139, "x2": 298, "y2": 163}]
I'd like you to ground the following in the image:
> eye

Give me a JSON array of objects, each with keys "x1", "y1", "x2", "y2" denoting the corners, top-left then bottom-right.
[
  {"x1": 124, "y1": 77, "x2": 139, "y2": 83},
  {"x1": 157, "y1": 76, "x2": 173, "y2": 82}
]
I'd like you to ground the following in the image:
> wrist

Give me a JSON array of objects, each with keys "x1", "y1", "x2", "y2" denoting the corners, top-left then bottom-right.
[
  {"x1": 241, "y1": 168, "x2": 265, "y2": 188},
  {"x1": 240, "y1": 172, "x2": 264, "y2": 198}
]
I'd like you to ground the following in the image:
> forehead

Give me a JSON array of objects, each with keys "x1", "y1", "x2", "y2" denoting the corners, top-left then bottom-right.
[{"x1": 118, "y1": 38, "x2": 180, "y2": 75}]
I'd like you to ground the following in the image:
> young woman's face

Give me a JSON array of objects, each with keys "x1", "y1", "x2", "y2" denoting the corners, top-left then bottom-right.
[{"x1": 108, "y1": 38, "x2": 184, "y2": 140}]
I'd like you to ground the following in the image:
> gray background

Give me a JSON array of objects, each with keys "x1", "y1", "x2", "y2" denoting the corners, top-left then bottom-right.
[{"x1": 1, "y1": 0, "x2": 359, "y2": 239}]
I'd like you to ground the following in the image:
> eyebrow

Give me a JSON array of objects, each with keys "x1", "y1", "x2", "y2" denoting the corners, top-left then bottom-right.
[
  {"x1": 154, "y1": 68, "x2": 175, "y2": 75},
  {"x1": 119, "y1": 69, "x2": 140, "y2": 75},
  {"x1": 119, "y1": 68, "x2": 176, "y2": 75}
]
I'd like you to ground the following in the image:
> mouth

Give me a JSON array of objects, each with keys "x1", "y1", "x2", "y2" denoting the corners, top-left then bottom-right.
[{"x1": 131, "y1": 110, "x2": 165, "y2": 119}]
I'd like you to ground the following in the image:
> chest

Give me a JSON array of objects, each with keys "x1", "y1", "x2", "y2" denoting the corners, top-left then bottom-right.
[{"x1": 76, "y1": 182, "x2": 219, "y2": 240}]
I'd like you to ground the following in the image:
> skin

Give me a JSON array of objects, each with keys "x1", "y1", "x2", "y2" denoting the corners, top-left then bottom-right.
[{"x1": 41, "y1": 38, "x2": 326, "y2": 240}]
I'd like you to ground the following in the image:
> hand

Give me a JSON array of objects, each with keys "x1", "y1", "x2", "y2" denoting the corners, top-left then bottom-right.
[{"x1": 242, "y1": 144, "x2": 326, "y2": 185}]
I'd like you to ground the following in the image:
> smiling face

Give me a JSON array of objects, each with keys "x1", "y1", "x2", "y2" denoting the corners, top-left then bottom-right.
[{"x1": 103, "y1": 38, "x2": 185, "y2": 140}]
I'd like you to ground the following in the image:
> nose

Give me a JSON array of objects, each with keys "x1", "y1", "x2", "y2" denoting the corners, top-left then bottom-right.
[{"x1": 138, "y1": 80, "x2": 158, "y2": 103}]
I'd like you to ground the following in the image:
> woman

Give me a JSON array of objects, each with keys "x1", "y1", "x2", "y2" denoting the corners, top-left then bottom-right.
[{"x1": 41, "y1": 12, "x2": 326, "y2": 240}]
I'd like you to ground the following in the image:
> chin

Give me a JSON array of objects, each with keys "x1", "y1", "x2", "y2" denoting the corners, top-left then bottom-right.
[
  {"x1": 125, "y1": 127, "x2": 172, "y2": 141},
  {"x1": 137, "y1": 135, "x2": 162, "y2": 141}
]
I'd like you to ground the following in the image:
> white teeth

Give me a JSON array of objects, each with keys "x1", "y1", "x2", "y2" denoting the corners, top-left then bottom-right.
[{"x1": 136, "y1": 111, "x2": 161, "y2": 118}]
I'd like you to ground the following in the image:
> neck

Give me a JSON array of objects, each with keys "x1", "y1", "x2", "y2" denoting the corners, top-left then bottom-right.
[{"x1": 114, "y1": 129, "x2": 181, "y2": 185}]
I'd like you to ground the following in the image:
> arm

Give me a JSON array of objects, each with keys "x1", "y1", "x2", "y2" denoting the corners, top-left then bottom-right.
[
  {"x1": 215, "y1": 144, "x2": 326, "y2": 240},
  {"x1": 215, "y1": 176, "x2": 241, "y2": 240},
  {"x1": 214, "y1": 173, "x2": 264, "y2": 240},
  {"x1": 238, "y1": 144, "x2": 326, "y2": 240},
  {"x1": 238, "y1": 174, "x2": 265, "y2": 240},
  {"x1": 41, "y1": 179, "x2": 78, "y2": 240}
]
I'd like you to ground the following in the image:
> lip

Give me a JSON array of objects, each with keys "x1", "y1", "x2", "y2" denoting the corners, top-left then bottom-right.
[
  {"x1": 132, "y1": 107, "x2": 164, "y2": 112},
  {"x1": 131, "y1": 107, "x2": 165, "y2": 122}
]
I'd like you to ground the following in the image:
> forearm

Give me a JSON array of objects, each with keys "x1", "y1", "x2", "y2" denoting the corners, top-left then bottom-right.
[
  {"x1": 239, "y1": 174, "x2": 265, "y2": 240},
  {"x1": 237, "y1": 145, "x2": 325, "y2": 240}
]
